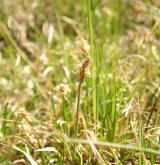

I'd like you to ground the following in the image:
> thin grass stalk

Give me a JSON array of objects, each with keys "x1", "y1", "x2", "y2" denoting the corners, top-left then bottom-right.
[
  {"x1": 138, "y1": 96, "x2": 146, "y2": 165},
  {"x1": 73, "y1": 58, "x2": 90, "y2": 163},
  {"x1": 138, "y1": 112, "x2": 144, "y2": 165},
  {"x1": 145, "y1": 95, "x2": 160, "y2": 132},
  {"x1": 73, "y1": 82, "x2": 82, "y2": 163},
  {"x1": 68, "y1": 138, "x2": 160, "y2": 156},
  {"x1": 111, "y1": 69, "x2": 117, "y2": 142},
  {"x1": 75, "y1": 82, "x2": 82, "y2": 140},
  {"x1": 87, "y1": 0, "x2": 97, "y2": 121}
]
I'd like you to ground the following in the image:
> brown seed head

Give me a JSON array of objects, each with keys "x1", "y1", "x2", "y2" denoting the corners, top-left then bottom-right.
[{"x1": 79, "y1": 58, "x2": 90, "y2": 83}]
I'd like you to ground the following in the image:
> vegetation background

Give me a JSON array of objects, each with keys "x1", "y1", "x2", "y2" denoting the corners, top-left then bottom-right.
[{"x1": 0, "y1": 0, "x2": 160, "y2": 164}]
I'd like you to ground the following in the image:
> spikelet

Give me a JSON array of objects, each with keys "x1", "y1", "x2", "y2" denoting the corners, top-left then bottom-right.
[{"x1": 78, "y1": 58, "x2": 91, "y2": 84}]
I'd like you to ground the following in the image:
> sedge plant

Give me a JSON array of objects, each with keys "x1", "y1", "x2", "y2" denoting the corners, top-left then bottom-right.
[{"x1": 73, "y1": 57, "x2": 90, "y2": 162}]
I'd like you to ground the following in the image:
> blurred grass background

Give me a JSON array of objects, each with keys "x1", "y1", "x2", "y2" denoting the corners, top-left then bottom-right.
[{"x1": 0, "y1": 0, "x2": 160, "y2": 164}]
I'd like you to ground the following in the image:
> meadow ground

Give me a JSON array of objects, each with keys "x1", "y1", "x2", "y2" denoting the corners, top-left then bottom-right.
[{"x1": 0, "y1": 0, "x2": 160, "y2": 164}]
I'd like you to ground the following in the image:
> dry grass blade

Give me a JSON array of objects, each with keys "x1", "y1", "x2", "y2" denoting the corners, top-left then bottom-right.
[
  {"x1": 86, "y1": 132, "x2": 105, "y2": 165},
  {"x1": 12, "y1": 146, "x2": 37, "y2": 165},
  {"x1": 36, "y1": 147, "x2": 58, "y2": 153}
]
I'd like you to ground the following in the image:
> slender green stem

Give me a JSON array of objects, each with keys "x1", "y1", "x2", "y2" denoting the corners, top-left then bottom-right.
[
  {"x1": 75, "y1": 82, "x2": 82, "y2": 139},
  {"x1": 87, "y1": 0, "x2": 97, "y2": 121},
  {"x1": 73, "y1": 82, "x2": 82, "y2": 163},
  {"x1": 111, "y1": 69, "x2": 117, "y2": 142},
  {"x1": 68, "y1": 138, "x2": 160, "y2": 156}
]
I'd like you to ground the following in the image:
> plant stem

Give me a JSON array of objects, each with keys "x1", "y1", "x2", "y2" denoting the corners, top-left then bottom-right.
[
  {"x1": 145, "y1": 95, "x2": 160, "y2": 132},
  {"x1": 87, "y1": 0, "x2": 97, "y2": 121},
  {"x1": 73, "y1": 82, "x2": 82, "y2": 163},
  {"x1": 75, "y1": 82, "x2": 82, "y2": 139}
]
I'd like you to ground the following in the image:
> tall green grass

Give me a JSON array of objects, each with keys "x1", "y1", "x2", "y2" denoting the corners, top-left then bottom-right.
[{"x1": 0, "y1": 0, "x2": 159, "y2": 164}]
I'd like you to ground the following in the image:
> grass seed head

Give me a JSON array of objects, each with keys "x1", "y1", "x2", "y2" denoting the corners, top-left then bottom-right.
[{"x1": 79, "y1": 58, "x2": 91, "y2": 83}]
